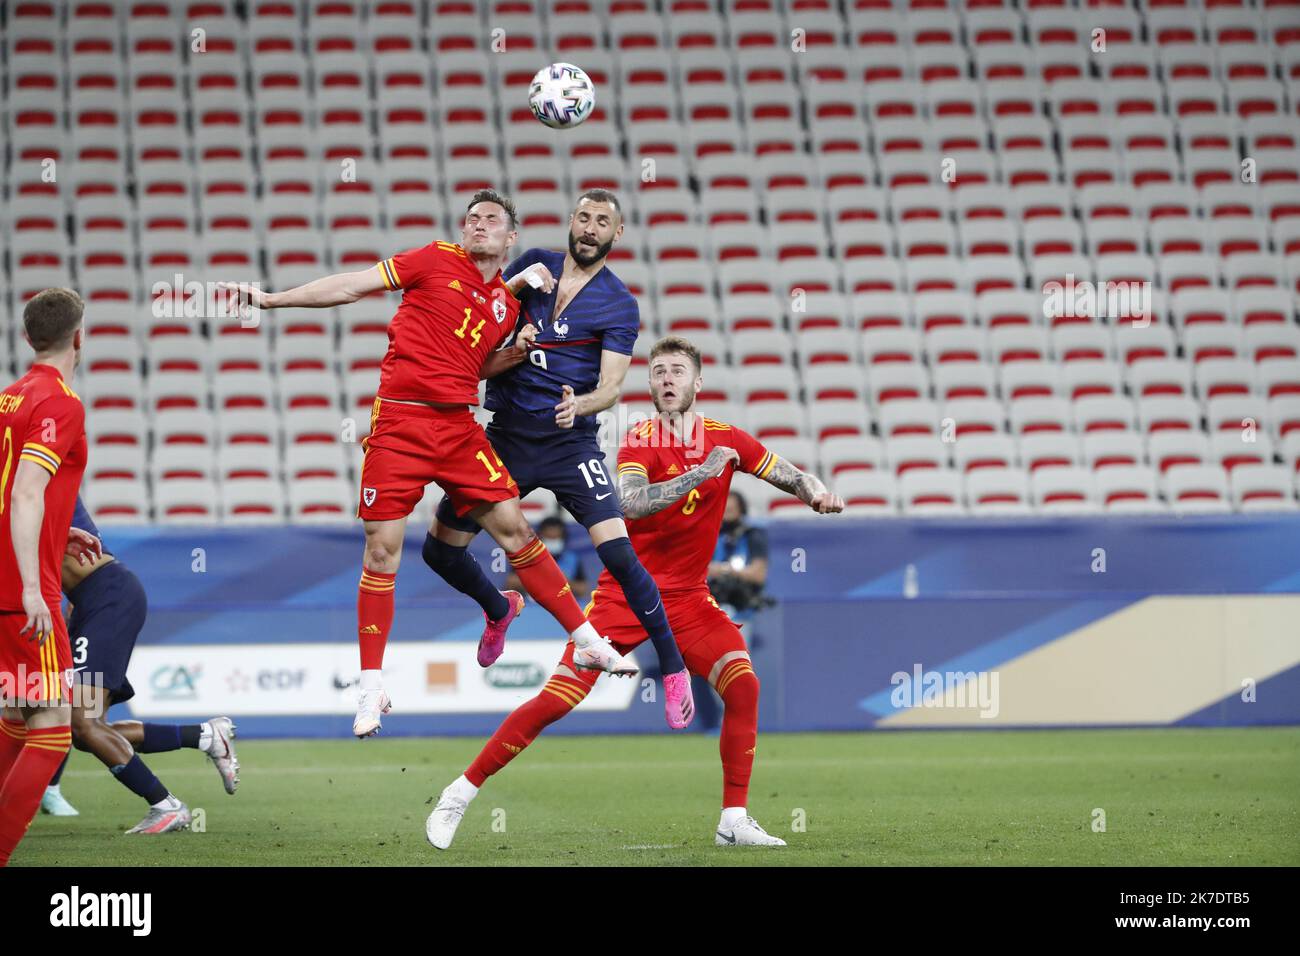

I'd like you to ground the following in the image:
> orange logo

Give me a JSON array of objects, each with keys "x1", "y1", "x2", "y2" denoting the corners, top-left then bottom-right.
[
  {"x1": 744, "y1": 747, "x2": 756, "y2": 755},
  {"x1": 557, "y1": 583, "x2": 572, "y2": 599},
  {"x1": 426, "y1": 662, "x2": 458, "y2": 692},
  {"x1": 666, "y1": 464, "x2": 680, "y2": 475},
  {"x1": 360, "y1": 624, "x2": 380, "y2": 634},
  {"x1": 503, "y1": 742, "x2": 522, "y2": 754}
]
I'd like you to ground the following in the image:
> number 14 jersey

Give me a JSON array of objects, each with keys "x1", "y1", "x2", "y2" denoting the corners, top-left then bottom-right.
[{"x1": 375, "y1": 241, "x2": 522, "y2": 406}]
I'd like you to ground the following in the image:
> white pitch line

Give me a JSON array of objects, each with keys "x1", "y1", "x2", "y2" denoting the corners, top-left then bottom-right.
[
  {"x1": 57, "y1": 748, "x2": 1268, "y2": 780},
  {"x1": 621, "y1": 844, "x2": 680, "y2": 851}
]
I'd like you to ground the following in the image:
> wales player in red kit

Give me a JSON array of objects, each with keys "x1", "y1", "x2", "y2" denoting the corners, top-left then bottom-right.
[
  {"x1": 220, "y1": 189, "x2": 636, "y2": 739},
  {"x1": 426, "y1": 336, "x2": 845, "y2": 849},
  {"x1": 0, "y1": 289, "x2": 102, "y2": 866}
]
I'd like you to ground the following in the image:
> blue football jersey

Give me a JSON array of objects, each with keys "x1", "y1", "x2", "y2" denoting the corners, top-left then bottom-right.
[
  {"x1": 71, "y1": 494, "x2": 110, "y2": 556},
  {"x1": 486, "y1": 249, "x2": 639, "y2": 435}
]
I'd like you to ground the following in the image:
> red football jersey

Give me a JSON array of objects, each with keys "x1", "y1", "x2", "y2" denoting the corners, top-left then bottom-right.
[
  {"x1": 375, "y1": 241, "x2": 522, "y2": 405},
  {"x1": 0, "y1": 364, "x2": 88, "y2": 610},
  {"x1": 603, "y1": 415, "x2": 777, "y2": 595}
]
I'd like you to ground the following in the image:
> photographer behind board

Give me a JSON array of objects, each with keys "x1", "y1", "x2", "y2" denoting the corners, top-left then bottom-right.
[{"x1": 707, "y1": 492, "x2": 770, "y2": 619}]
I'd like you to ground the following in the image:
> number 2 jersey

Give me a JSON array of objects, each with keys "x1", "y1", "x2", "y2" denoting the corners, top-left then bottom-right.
[
  {"x1": 375, "y1": 240, "x2": 523, "y2": 405},
  {"x1": 0, "y1": 364, "x2": 88, "y2": 611},
  {"x1": 607, "y1": 415, "x2": 778, "y2": 594}
]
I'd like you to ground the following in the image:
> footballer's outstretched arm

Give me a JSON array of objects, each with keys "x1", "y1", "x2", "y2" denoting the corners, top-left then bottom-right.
[
  {"x1": 619, "y1": 446, "x2": 740, "y2": 519},
  {"x1": 762, "y1": 456, "x2": 845, "y2": 514},
  {"x1": 217, "y1": 267, "x2": 389, "y2": 315}
]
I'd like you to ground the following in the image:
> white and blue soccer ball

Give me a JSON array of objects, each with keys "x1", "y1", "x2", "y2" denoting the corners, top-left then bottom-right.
[{"x1": 528, "y1": 62, "x2": 596, "y2": 129}]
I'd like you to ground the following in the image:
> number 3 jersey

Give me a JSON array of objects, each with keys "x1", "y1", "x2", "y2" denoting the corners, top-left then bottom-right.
[
  {"x1": 0, "y1": 364, "x2": 88, "y2": 611},
  {"x1": 608, "y1": 415, "x2": 777, "y2": 594},
  {"x1": 375, "y1": 241, "x2": 522, "y2": 406}
]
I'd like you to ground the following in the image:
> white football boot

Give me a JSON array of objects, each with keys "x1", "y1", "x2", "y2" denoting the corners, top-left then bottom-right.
[
  {"x1": 203, "y1": 717, "x2": 240, "y2": 794},
  {"x1": 715, "y1": 815, "x2": 787, "y2": 847},
  {"x1": 353, "y1": 688, "x2": 392, "y2": 738},
  {"x1": 571, "y1": 635, "x2": 638, "y2": 676},
  {"x1": 41, "y1": 785, "x2": 79, "y2": 816},
  {"x1": 126, "y1": 797, "x2": 192, "y2": 835},
  {"x1": 426, "y1": 781, "x2": 474, "y2": 850}
]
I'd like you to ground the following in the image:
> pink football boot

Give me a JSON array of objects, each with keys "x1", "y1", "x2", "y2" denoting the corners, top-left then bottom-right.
[
  {"x1": 663, "y1": 669, "x2": 696, "y2": 729},
  {"x1": 478, "y1": 590, "x2": 525, "y2": 667}
]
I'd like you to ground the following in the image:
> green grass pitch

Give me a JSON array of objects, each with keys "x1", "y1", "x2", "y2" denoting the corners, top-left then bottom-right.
[{"x1": 14, "y1": 728, "x2": 1300, "y2": 866}]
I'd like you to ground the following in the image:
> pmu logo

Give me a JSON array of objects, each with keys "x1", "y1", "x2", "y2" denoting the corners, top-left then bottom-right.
[
  {"x1": 484, "y1": 662, "x2": 545, "y2": 689},
  {"x1": 150, "y1": 665, "x2": 201, "y2": 700}
]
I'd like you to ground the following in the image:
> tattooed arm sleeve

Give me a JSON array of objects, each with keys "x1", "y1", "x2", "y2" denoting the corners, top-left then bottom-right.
[
  {"x1": 761, "y1": 455, "x2": 828, "y2": 507},
  {"x1": 618, "y1": 447, "x2": 735, "y2": 519}
]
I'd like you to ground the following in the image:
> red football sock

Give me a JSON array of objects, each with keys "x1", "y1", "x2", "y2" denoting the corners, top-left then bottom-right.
[
  {"x1": 465, "y1": 674, "x2": 592, "y2": 787},
  {"x1": 506, "y1": 538, "x2": 586, "y2": 633},
  {"x1": 717, "y1": 661, "x2": 760, "y2": 808},
  {"x1": 0, "y1": 725, "x2": 71, "y2": 867},
  {"x1": 0, "y1": 718, "x2": 27, "y2": 785},
  {"x1": 357, "y1": 566, "x2": 396, "y2": 671}
]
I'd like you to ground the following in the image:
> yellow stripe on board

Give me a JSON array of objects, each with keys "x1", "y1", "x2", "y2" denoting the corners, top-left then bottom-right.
[{"x1": 880, "y1": 596, "x2": 1300, "y2": 728}]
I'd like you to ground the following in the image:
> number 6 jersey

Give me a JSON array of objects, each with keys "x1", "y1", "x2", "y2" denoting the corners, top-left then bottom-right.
[{"x1": 609, "y1": 414, "x2": 776, "y2": 594}]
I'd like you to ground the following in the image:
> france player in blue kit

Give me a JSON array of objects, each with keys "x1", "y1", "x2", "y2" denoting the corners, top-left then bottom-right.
[
  {"x1": 40, "y1": 496, "x2": 240, "y2": 832},
  {"x1": 423, "y1": 190, "x2": 696, "y2": 729}
]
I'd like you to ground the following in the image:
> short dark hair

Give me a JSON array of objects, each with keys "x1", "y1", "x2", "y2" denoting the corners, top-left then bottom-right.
[
  {"x1": 538, "y1": 516, "x2": 566, "y2": 535},
  {"x1": 466, "y1": 188, "x2": 518, "y2": 230},
  {"x1": 729, "y1": 491, "x2": 748, "y2": 516},
  {"x1": 575, "y1": 189, "x2": 621, "y2": 220},
  {"x1": 23, "y1": 288, "x2": 84, "y2": 352},
  {"x1": 649, "y1": 335, "x2": 702, "y2": 374}
]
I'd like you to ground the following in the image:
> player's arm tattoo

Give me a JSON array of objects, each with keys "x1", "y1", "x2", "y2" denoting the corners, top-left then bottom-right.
[
  {"x1": 618, "y1": 447, "x2": 733, "y2": 519},
  {"x1": 762, "y1": 455, "x2": 827, "y2": 507}
]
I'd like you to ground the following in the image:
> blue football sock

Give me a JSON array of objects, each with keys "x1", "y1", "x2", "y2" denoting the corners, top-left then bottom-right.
[
  {"x1": 596, "y1": 538, "x2": 685, "y2": 674},
  {"x1": 138, "y1": 723, "x2": 187, "y2": 753},
  {"x1": 423, "y1": 534, "x2": 511, "y2": 621},
  {"x1": 48, "y1": 751, "x2": 70, "y2": 787},
  {"x1": 110, "y1": 755, "x2": 169, "y2": 805}
]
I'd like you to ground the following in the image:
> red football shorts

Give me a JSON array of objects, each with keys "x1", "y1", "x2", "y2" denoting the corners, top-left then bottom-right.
[
  {"x1": 0, "y1": 610, "x2": 73, "y2": 705},
  {"x1": 358, "y1": 399, "x2": 518, "y2": 521},
  {"x1": 571, "y1": 586, "x2": 749, "y2": 686}
]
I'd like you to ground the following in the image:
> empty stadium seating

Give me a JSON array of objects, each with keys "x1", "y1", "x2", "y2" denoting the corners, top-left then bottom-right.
[{"x1": 3, "y1": 0, "x2": 1300, "y2": 524}]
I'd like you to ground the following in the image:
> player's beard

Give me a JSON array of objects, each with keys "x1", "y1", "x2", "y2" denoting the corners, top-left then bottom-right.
[
  {"x1": 569, "y1": 231, "x2": 612, "y2": 267},
  {"x1": 651, "y1": 387, "x2": 695, "y2": 417}
]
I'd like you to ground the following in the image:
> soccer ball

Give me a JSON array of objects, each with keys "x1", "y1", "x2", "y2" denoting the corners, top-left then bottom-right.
[{"x1": 528, "y1": 63, "x2": 596, "y2": 129}]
